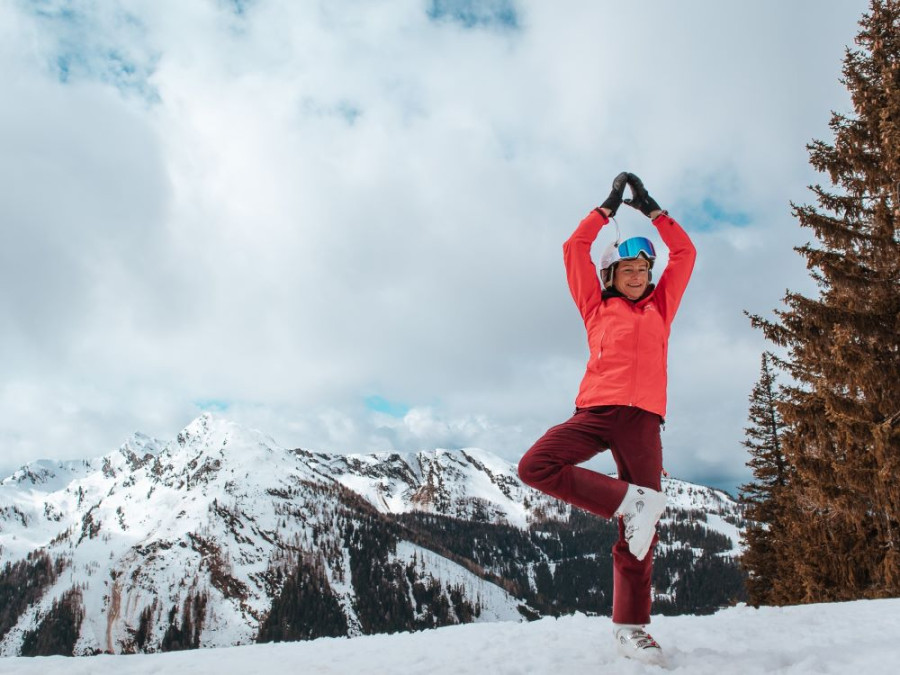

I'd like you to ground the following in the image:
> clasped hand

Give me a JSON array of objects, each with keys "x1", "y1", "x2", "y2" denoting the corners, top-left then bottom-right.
[{"x1": 599, "y1": 172, "x2": 662, "y2": 219}]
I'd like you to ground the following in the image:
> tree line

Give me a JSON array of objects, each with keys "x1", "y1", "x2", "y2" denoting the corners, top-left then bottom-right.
[{"x1": 740, "y1": 0, "x2": 899, "y2": 605}]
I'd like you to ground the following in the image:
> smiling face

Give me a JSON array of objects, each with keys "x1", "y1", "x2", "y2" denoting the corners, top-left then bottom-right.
[{"x1": 613, "y1": 257, "x2": 651, "y2": 300}]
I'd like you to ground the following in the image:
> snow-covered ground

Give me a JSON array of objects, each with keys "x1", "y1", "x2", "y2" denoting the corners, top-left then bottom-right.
[{"x1": 1, "y1": 598, "x2": 898, "y2": 674}]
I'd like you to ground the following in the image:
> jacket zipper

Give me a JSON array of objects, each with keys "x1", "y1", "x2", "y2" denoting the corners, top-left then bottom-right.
[{"x1": 628, "y1": 305, "x2": 642, "y2": 406}]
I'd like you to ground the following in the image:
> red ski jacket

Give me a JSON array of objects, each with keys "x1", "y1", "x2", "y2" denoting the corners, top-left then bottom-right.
[{"x1": 563, "y1": 209, "x2": 696, "y2": 418}]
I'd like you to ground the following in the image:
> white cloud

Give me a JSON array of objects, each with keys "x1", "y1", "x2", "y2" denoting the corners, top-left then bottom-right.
[{"x1": 0, "y1": 0, "x2": 870, "y2": 494}]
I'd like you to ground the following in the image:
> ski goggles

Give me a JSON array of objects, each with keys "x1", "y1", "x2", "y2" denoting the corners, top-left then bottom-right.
[{"x1": 614, "y1": 237, "x2": 656, "y2": 262}]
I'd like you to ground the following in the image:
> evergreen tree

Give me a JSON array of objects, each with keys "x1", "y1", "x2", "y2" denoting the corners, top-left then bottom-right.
[
  {"x1": 739, "y1": 353, "x2": 791, "y2": 605},
  {"x1": 750, "y1": 0, "x2": 900, "y2": 601},
  {"x1": 257, "y1": 555, "x2": 348, "y2": 642},
  {"x1": 20, "y1": 588, "x2": 84, "y2": 657},
  {"x1": 0, "y1": 553, "x2": 60, "y2": 643}
]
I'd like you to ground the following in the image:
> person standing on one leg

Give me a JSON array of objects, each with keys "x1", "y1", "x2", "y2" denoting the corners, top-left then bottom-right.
[{"x1": 517, "y1": 172, "x2": 696, "y2": 666}]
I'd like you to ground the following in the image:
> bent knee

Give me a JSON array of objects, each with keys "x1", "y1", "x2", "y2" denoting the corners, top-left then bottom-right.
[
  {"x1": 518, "y1": 451, "x2": 559, "y2": 488},
  {"x1": 517, "y1": 455, "x2": 537, "y2": 487}
]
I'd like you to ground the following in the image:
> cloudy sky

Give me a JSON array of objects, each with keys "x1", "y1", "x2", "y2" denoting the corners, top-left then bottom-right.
[{"x1": 0, "y1": 0, "x2": 870, "y2": 494}]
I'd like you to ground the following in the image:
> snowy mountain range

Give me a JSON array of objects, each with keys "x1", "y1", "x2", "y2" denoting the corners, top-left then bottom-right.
[{"x1": 0, "y1": 414, "x2": 745, "y2": 656}]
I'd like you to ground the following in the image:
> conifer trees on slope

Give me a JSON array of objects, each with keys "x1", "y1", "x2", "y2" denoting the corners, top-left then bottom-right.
[
  {"x1": 746, "y1": 0, "x2": 900, "y2": 602},
  {"x1": 739, "y1": 355, "x2": 791, "y2": 606}
]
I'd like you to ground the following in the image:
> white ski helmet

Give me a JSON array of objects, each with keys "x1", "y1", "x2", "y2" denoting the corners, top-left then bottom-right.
[{"x1": 599, "y1": 236, "x2": 657, "y2": 288}]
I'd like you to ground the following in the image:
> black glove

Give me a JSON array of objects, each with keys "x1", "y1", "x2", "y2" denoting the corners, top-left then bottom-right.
[
  {"x1": 623, "y1": 173, "x2": 661, "y2": 217},
  {"x1": 599, "y1": 172, "x2": 629, "y2": 217}
]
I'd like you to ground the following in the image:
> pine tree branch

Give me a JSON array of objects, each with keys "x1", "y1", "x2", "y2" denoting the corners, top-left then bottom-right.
[{"x1": 883, "y1": 409, "x2": 900, "y2": 428}]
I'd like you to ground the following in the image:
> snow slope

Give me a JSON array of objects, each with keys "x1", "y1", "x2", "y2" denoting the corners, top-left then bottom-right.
[
  {"x1": 0, "y1": 598, "x2": 897, "y2": 674},
  {"x1": 298, "y1": 446, "x2": 557, "y2": 528}
]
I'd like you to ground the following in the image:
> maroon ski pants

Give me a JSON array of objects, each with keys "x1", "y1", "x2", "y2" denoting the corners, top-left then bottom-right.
[{"x1": 517, "y1": 405, "x2": 663, "y2": 625}]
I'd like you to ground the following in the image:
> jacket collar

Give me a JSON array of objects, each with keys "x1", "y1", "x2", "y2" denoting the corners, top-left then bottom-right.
[{"x1": 602, "y1": 284, "x2": 656, "y2": 304}]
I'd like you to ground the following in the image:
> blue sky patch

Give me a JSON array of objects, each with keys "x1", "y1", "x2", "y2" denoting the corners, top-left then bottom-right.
[
  {"x1": 301, "y1": 97, "x2": 364, "y2": 126},
  {"x1": 335, "y1": 101, "x2": 363, "y2": 125},
  {"x1": 194, "y1": 399, "x2": 231, "y2": 413},
  {"x1": 682, "y1": 198, "x2": 752, "y2": 231},
  {"x1": 55, "y1": 52, "x2": 77, "y2": 83},
  {"x1": 365, "y1": 395, "x2": 411, "y2": 418},
  {"x1": 221, "y1": 0, "x2": 254, "y2": 16},
  {"x1": 426, "y1": 0, "x2": 520, "y2": 30},
  {"x1": 24, "y1": 1, "x2": 160, "y2": 101}
]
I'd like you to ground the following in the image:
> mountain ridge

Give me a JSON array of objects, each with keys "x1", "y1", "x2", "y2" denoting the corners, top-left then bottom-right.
[{"x1": 0, "y1": 413, "x2": 746, "y2": 656}]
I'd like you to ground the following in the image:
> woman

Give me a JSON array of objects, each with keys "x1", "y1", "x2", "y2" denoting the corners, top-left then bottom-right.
[{"x1": 517, "y1": 172, "x2": 696, "y2": 665}]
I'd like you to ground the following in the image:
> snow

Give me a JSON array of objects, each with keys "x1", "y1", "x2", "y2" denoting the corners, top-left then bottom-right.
[
  {"x1": 393, "y1": 541, "x2": 523, "y2": 623},
  {"x1": 705, "y1": 513, "x2": 744, "y2": 555},
  {"x1": 1, "y1": 598, "x2": 898, "y2": 673}
]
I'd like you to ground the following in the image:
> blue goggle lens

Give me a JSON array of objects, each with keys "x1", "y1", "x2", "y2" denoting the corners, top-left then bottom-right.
[{"x1": 617, "y1": 237, "x2": 656, "y2": 261}]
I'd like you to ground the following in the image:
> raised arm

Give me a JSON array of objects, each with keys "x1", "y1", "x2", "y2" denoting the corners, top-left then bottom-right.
[
  {"x1": 563, "y1": 208, "x2": 608, "y2": 321},
  {"x1": 651, "y1": 212, "x2": 696, "y2": 320},
  {"x1": 562, "y1": 173, "x2": 629, "y2": 320},
  {"x1": 622, "y1": 173, "x2": 696, "y2": 320}
]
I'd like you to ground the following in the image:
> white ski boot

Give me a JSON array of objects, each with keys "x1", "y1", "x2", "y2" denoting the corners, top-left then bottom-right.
[
  {"x1": 614, "y1": 624, "x2": 665, "y2": 666},
  {"x1": 615, "y1": 483, "x2": 667, "y2": 561}
]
